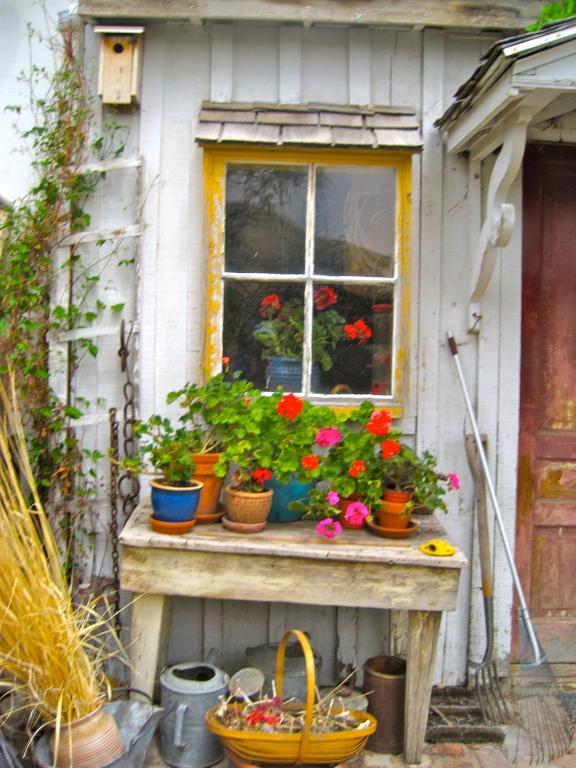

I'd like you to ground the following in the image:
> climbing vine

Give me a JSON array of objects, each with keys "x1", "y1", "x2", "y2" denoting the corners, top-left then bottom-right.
[{"x1": 0, "y1": 21, "x2": 125, "y2": 575}]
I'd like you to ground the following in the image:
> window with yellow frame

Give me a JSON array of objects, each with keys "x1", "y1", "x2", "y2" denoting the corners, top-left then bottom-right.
[{"x1": 203, "y1": 147, "x2": 411, "y2": 409}]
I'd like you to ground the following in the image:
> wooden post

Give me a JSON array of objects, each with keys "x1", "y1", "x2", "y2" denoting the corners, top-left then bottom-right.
[
  {"x1": 404, "y1": 610, "x2": 442, "y2": 763},
  {"x1": 130, "y1": 593, "x2": 171, "y2": 700}
]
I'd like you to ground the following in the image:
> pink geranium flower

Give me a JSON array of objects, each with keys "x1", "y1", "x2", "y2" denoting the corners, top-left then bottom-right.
[
  {"x1": 344, "y1": 501, "x2": 369, "y2": 527},
  {"x1": 316, "y1": 517, "x2": 342, "y2": 539},
  {"x1": 315, "y1": 427, "x2": 342, "y2": 448},
  {"x1": 326, "y1": 490, "x2": 340, "y2": 506},
  {"x1": 447, "y1": 473, "x2": 460, "y2": 491}
]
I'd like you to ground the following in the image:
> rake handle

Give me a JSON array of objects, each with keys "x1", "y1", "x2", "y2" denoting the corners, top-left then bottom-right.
[{"x1": 447, "y1": 333, "x2": 543, "y2": 665}]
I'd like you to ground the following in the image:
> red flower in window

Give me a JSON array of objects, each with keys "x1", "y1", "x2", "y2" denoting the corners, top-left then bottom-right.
[
  {"x1": 366, "y1": 410, "x2": 393, "y2": 437},
  {"x1": 252, "y1": 468, "x2": 272, "y2": 485},
  {"x1": 277, "y1": 393, "x2": 303, "y2": 420},
  {"x1": 301, "y1": 454, "x2": 319, "y2": 471},
  {"x1": 344, "y1": 319, "x2": 372, "y2": 344},
  {"x1": 313, "y1": 286, "x2": 338, "y2": 311},
  {"x1": 381, "y1": 440, "x2": 401, "y2": 459},
  {"x1": 259, "y1": 293, "x2": 282, "y2": 317},
  {"x1": 349, "y1": 460, "x2": 366, "y2": 478}
]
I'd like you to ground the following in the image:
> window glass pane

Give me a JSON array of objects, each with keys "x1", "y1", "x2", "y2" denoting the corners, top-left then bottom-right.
[
  {"x1": 225, "y1": 165, "x2": 307, "y2": 273},
  {"x1": 311, "y1": 284, "x2": 394, "y2": 396},
  {"x1": 314, "y1": 166, "x2": 396, "y2": 277},
  {"x1": 223, "y1": 280, "x2": 305, "y2": 391}
]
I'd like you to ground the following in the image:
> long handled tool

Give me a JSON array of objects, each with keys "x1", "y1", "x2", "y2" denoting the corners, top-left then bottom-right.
[
  {"x1": 448, "y1": 333, "x2": 573, "y2": 763},
  {"x1": 465, "y1": 434, "x2": 511, "y2": 725}
]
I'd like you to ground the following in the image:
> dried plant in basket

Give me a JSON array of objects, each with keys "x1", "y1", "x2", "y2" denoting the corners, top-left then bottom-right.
[{"x1": 0, "y1": 377, "x2": 125, "y2": 763}]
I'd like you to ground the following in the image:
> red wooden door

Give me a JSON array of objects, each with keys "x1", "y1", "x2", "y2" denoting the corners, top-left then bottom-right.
[{"x1": 517, "y1": 143, "x2": 576, "y2": 667}]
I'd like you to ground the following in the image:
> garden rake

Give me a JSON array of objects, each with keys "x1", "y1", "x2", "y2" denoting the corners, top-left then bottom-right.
[
  {"x1": 465, "y1": 433, "x2": 511, "y2": 726},
  {"x1": 448, "y1": 333, "x2": 573, "y2": 764}
]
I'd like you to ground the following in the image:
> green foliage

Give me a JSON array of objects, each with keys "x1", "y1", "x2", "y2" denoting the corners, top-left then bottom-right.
[
  {"x1": 127, "y1": 416, "x2": 199, "y2": 485},
  {"x1": 0, "y1": 22, "x2": 125, "y2": 571},
  {"x1": 527, "y1": 0, "x2": 576, "y2": 30}
]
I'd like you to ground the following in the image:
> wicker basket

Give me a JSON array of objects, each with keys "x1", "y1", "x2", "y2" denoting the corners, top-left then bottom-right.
[{"x1": 205, "y1": 629, "x2": 377, "y2": 765}]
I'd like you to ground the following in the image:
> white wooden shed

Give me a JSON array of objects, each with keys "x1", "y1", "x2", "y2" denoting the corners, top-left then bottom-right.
[{"x1": 7, "y1": 0, "x2": 576, "y2": 690}]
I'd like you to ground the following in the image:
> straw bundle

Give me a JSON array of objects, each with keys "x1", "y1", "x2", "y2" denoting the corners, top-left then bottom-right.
[{"x1": 0, "y1": 377, "x2": 118, "y2": 731}]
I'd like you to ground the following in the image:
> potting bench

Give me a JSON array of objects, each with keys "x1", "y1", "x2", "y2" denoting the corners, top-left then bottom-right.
[{"x1": 119, "y1": 501, "x2": 466, "y2": 764}]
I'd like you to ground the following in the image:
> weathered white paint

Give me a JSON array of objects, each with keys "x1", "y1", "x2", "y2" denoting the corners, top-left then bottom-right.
[{"x1": 1, "y1": 5, "x2": 531, "y2": 689}]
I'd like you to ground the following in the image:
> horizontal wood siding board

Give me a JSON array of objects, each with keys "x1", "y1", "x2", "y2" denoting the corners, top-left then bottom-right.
[
  {"x1": 319, "y1": 112, "x2": 364, "y2": 127},
  {"x1": 78, "y1": 1, "x2": 544, "y2": 31},
  {"x1": 220, "y1": 123, "x2": 280, "y2": 142},
  {"x1": 365, "y1": 114, "x2": 420, "y2": 128},
  {"x1": 331, "y1": 127, "x2": 376, "y2": 146},
  {"x1": 120, "y1": 546, "x2": 462, "y2": 611},
  {"x1": 195, "y1": 122, "x2": 222, "y2": 141},
  {"x1": 373, "y1": 128, "x2": 424, "y2": 147},
  {"x1": 257, "y1": 110, "x2": 319, "y2": 125},
  {"x1": 281, "y1": 125, "x2": 334, "y2": 144},
  {"x1": 199, "y1": 108, "x2": 255, "y2": 122}
]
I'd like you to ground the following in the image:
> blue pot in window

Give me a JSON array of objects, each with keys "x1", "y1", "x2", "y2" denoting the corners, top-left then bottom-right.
[
  {"x1": 266, "y1": 356, "x2": 321, "y2": 392},
  {"x1": 265, "y1": 475, "x2": 313, "y2": 522}
]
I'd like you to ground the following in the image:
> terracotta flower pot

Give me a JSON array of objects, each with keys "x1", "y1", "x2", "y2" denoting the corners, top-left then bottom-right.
[
  {"x1": 377, "y1": 499, "x2": 411, "y2": 530},
  {"x1": 382, "y1": 488, "x2": 413, "y2": 504},
  {"x1": 51, "y1": 704, "x2": 124, "y2": 768},
  {"x1": 192, "y1": 452, "x2": 225, "y2": 520},
  {"x1": 224, "y1": 486, "x2": 274, "y2": 524}
]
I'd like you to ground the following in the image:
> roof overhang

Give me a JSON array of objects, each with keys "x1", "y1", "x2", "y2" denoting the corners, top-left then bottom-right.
[{"x1": 438, "y1": 20, "x2": 576, "y2": 160}]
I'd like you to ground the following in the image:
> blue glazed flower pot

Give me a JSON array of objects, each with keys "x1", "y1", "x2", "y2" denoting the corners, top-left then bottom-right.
[
  {"x1": 265, "y1": 475, "x2": 313, "y2": 522},
  {"x1": 150, "y1": 479, "x2": 203, "y2": 522},
  {"x1": 266, "y1": 356, "x2": 321, "y2": 392}
]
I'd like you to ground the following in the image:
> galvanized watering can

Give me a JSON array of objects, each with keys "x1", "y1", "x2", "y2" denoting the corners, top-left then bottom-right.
[{"x1": 159, "y1": 663, "x2": 229, "y2": 768}]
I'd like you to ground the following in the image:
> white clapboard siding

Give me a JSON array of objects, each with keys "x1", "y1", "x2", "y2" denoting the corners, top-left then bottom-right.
[{"x1": 65, "y1": 19, "x2": 522, "y2": 687}]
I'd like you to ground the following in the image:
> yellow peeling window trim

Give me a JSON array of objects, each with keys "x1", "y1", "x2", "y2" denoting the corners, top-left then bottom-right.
[{"x1": 202, "y1": 145, "x2": 412, "y2": 417}]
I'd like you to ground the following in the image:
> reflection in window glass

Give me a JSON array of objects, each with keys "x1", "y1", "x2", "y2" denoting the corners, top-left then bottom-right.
[
  {"x1": 220, "y1": 160, "x2": 400, "y2": 399},
  {"x1": 225, "y1": 165, "x2": 307, "y2": 273},
  {"x1": 315, "y1": 166, "x2": 396, "y2": 277}
]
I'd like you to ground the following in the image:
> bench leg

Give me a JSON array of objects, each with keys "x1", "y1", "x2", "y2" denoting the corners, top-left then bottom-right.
[
  {"x1": 130, "y1": 593, "x2": 171, "y2": 701},
  {"x1": 404, "y1": 610, "x2": 442, "y2": 764}
]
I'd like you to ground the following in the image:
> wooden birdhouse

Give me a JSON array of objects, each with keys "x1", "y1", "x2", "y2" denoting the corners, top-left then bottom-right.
[{"x1": 95, "y1": 26, "x2": 144, "y2": 106}]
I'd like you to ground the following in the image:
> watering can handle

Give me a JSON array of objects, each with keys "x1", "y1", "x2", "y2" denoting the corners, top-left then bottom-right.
[{"x1": 174, "y1": 703, "x2": 188, "y2": 748}]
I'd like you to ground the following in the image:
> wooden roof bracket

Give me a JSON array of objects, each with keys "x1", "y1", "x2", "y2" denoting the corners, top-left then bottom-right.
[{"x1": 467, "y1": 93, "x2": 556, "y2": 333}]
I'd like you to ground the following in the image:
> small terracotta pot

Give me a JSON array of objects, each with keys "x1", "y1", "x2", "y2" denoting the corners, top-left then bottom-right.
[
  {"x1": 382, "y1": 488, "x2": 413, "y2": 504},
  {"x1": 224, "y1": 486, "x2": 273, "y2": 524},
  {"x1": 192, "y1": 452, "x2": 225, "y2": 520},
  {"x1": 378, "y1": 499, "x2": 411, "y2": 529},
  {"x1": 51, "y1": 704, "x2": 124, "y2": 768}
]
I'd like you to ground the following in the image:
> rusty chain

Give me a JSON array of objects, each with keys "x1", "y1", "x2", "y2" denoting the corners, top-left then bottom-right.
[{"x1": 108, "y1": 406, "x2": 121, "y2": 634}]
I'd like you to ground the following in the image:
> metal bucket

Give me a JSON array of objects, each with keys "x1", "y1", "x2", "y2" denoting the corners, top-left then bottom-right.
[
  {"x1": 246, "y1": 641, "x2": 322, "y2": 701},
  {"x1": 159, "y1": 663, "x2": 229, "y2": 768},
  {"x1": 363, "y1": 655, "x2": 406, "y2": 754}
]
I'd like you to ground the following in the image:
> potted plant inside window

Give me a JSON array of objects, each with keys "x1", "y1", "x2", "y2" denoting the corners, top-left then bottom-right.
[
  {"x1": 253, "y1": 286, "x2": 372, "y2": 391},
  {"x1": 125, "y1": 415, "x2": 203, "y2": 534},
  {"x1": 168, "y1": 372, "x2": 258, "y2": 522}
]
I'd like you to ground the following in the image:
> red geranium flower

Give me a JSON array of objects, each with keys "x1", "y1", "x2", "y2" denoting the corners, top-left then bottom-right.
[
  {"x1": 381, "y1": 440, "x2": 401, "y2": 459},
  {"x1": 259, "y1": 293, "x2": 282, "y2": 317},
  {"x1": 366, "y1": 410, "x2": 392, "y2": 437},
  {"x1": 277, "y1": 393, "x2": 303, "y2": 420},
  {"x1": 349, "y1": 460, "x2": 366, "y2": 478},
  {"x1": 344, "y1": 319, "x2": 371, "y2": 344},
  {"x1": 252, "y1": 468, "x2": 272, "y2": 485},
  {"x1": 313, "y1": 286, "x2": 338, "y2": 311},
  {"x1": 301, "y1": 454, "x2": 319, "y2": 471}
]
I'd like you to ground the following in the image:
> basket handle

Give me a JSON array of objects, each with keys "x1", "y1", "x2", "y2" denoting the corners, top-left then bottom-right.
[{"x1": 275, "y1": 630, "x2": 315, "y2": 765}]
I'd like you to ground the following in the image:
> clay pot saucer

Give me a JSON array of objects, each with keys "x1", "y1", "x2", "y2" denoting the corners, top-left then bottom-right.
[
  {"x1": 149, "y1": 515, "x2": 197, "y2": 535},
  {"x1": 366, "y1": 517, "x2": 418, "y2": 539},
  {"x1": 222, "y1": 515, "x2": 266, "y2": 534},
  {"x1": 196, "y1": 504, "x2": 226, "y2": 524}
]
